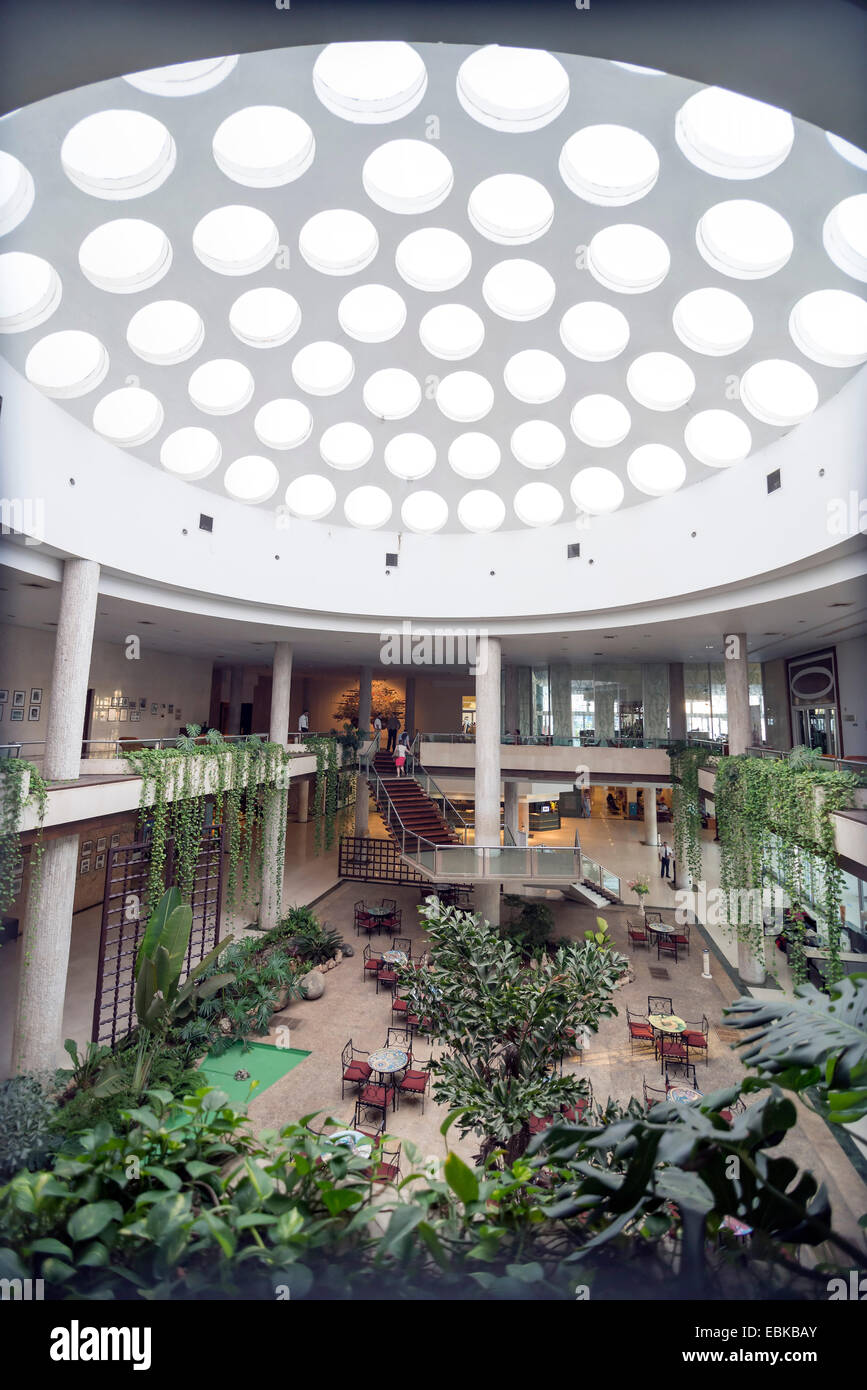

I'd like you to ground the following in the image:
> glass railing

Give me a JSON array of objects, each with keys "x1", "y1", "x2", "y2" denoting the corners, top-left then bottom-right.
[
  {"x1": 421, "y1": 732, "x2": 672, "y2": 749},
  {"x1": 402, "y1": 842, "x2": 583, "y2": 881}
]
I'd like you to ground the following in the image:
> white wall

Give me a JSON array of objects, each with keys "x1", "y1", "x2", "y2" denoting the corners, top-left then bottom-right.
[{"x1": 837, "y1": 637, "x2": 867, "y2": 757}]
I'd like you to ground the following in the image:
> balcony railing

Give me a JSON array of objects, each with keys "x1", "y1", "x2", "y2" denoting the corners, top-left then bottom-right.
[{"x1": 421, "y1": 732, "x2": 672, "y2": 749}]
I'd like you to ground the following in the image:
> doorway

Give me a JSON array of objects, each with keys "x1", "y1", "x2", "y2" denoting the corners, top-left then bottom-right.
[{"x1": 793, "y1": 706, "x2": 839, "y2": 757}]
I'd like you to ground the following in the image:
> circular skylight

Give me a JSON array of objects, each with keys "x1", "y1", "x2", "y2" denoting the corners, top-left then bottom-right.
[
  {"x1": 292, "y1": 340, "x2": 354, "y2": 395},
  {"x1": 826, "y1": 132, "x2": 867, "y2": 172},
  {"x1": 436, "y1": 371, "x2": 494, "y2": 422},
  {"x1": 570, "y1": 467, "x2": 625, "y2": 514},
  {"x1": 229, "y1": 287, "x2": 301, "y2": 348},
  {"x1": 419, "y1": 303, "x2": 484, "y2": 359},
  {"x1": 514, "y1": 481, "x2": 564, "y2": 527},
  {"x1": 61, "y1": 110, "x2": 176, "y2": 199},
  {"x1": 124, "y1": 57, "x2": 239, "y2": 97},
  {"x1": 313, "y1": 43, "x2": 427, "y2": 124},
  {"x1": 823, "y1": 195, "x2": 867, "y2": 282},
  {"x1": 79, "y1": 218, "x2": 172, "y2": 292},
  {"x1": 0, "y1": 252, "x2": 61, "y2": 332},
  {"x1": 672, "y1": 287, "x2": 754, "y2": 355},
  {"x1": 298, "y1": 208, "x2": 378, "y2": 275},
  {"x1": 482, "y1": 258, "x2": 556, "y2": 320},
  {"x1": 789, "y1": 289, "x2": 867, "y2": 368},
  {"x1": 696, "y1": 200, "x2": 793, "y2": 278},
  {"x1": 192, "y1": 205, "x2": 278, "y2": 275},
  {"x1": 25, "y1": 329, "x2": 109, "y2": 397},
  {"x1": 675, "y1": 87, "x2": 794, "y2": 179},
  {"x1": 160, "y1": 426, "x2": 222, "y2": 480},
  {"x1": 587, "y1": 223, "x2": 670, "y2": 293},
  {"x1": 395, "y1": 227, "x2": 471, "y2": 291},
  {"x1": 345, "y1": 485, "x2": 393, "y2": 529},
  {"x1": 338, "y1": 283, "x2": 406, "y2": 342},
  {"x1": 223, "y1": 455, "x2": 279, "y2": 504},
  {"x1": 127, "y1": 299, "x2": 204, "y2": 364},
  {"x1": 560, "y1": 301, "x2": 630, "y2": 361},
  {"x1": 285, "y1": 474, "x2": 337, "y2": 521},
  {"x1": 571, "y1": 394, "x2": 631, "y2": 447},
  {"x1": 739, "y1": 359, "x2": 819, "y2": 425},
  {"x1": 684, "y1": 409, "x2": 752, "y2": 467},
  {"x1": 456, "y1": 46, "x2": 569, "y2": 132},
  {"x1": 384, "y1": 432, "x2": 437, "y2": 480},
  {"x1": 189, "y1": 357, "x2": 254, "y2": 414},
  {"x1": 448, "y1": 432, "x2": 501, "y2": 479},
  {"x1": 401, "y1": 490, "x2": 448, "y2": 533},
  {"x1": 627, "y1": 443, "x2": 687, "y2": 496},
  {"x1": 319, "y1": 421, "x2": 374, "y2": 470},
  {"x1": 212, "y1": 106, "x2": 315, "y2": 186},
  {"x1": 559, "y1": 125, "x2": 659, "y2": 205},
  {"x1": 504, "y1": 349, "x2": 565, "y2": 404},
  {"x1": 0, "y1": 151, "x2": 34, "y2": 236},
  {"x1": 363, "y1": 367, "x2": 421, "y2": 419},
  {"x1": 611, "y1": 62, "x2": 665, "y2": 76},
  {"x1": 626, "y1": 352, "x2": 696, "y2": 411},
  {"x1": 93, "y1": 386, "x2": 163, "y2": 446},
  {"x1": 362, "y1": 139, "x2": 453, "y2": 213},
  {"x1": 467, "y1": 174, "x2": 554, "y2": 244},
  {"x1": 511, "y1": 419, "x2": 566, "y2": 469},
  {"x1": 457, "y1": 489, "x2": 506, "y2": 532},
  {"x1": 254, "y1": 398, "x2": 312, "y2": 449}
]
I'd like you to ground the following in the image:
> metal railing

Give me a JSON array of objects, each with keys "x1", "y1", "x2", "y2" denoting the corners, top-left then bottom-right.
[
  {"x1": 421, "y1": 732, "x2": 672, "y2": 749},
  {"x1": 0, "y1": 731, "x2": 323, "y2": 771},
  {"x1": 747, "y1": 746, "x2": 867, "y2": 776}
]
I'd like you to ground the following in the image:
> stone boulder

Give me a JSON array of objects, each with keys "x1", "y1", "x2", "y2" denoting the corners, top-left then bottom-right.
[
  {"x1": 341, "y1": 942, "x2": 354, "y2": 958},
  {"x1": 300, "y1": 970, "x2": 325, "y2": 1000}
]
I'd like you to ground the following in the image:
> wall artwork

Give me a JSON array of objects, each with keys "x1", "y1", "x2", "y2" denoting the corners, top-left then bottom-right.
[
  {"x1": 0, "y1": 689, "x2": 8, "y2": 702},
  {"x1": 30, "y1": 688, "x2": 42, "y2": 704},
  {"x1": 79, "y1": 858, "x2": 91, "y2": 875},
  {"x1": 95, "y1": 853, "x2": 105, "y2": 870},
  {"x1": 150, "y1": 703, "x2": 158, "y2": 715},
  {"x1": 10, "y1": 709, "x2": 24, "y2": 722},
  {"x1": 81, "y1": 840, "x2": 93, "y2": 855},
  {"x1": 110, "y1": 833, "x2": 120, "y2": 848},
  {"x1": 130, "y1": 710, "x2": 140, "y2": 722},
  {"x1": 97, "y1": 837, "x2": 106, "y2": 852},
  {"x1": 12, "y1": 690, "x2": 25, "y2": 707},
  {"x1": 28, "y1": 706, "x2": 40, "y2": 721}
]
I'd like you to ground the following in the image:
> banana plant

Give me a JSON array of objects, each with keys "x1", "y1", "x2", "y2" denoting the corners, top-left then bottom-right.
[{"x1": 134, "y1": 888, "x2": 235, "y2": 1033}]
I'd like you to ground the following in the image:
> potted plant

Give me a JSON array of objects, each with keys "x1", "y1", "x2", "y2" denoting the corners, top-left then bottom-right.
[{"x1": 627, "y1": 877, "x2": 651, "y2": 917}]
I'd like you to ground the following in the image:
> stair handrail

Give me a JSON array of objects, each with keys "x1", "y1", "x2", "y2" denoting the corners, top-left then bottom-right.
[
  {"x1": 367, "y1": 761, "x2": 449, "y2": 864},
  {"x1": 409, "y1": 762, "x2": 469, "y2": 843}
]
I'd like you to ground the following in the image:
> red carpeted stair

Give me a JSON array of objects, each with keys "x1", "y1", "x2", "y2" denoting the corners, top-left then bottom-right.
[{"x1": 371, "y1": 751, "x2": 459, "y2": 852}]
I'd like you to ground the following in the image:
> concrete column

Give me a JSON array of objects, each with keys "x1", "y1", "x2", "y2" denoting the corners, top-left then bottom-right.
[
  {"x1": 474, "y1": 636, "x2": 501, "y2": 927},
  {"x1": 355, "y1": 666, "x2": 372, "y2": 837},
  {"x1": 228, "y1": 664, "x2": 244, "y2": 735},
  {"x1": 737, "y1": 935, "x2": 767, "y2": 986},
  {"x1": 668, "y1": 663, "x2": 686, "y2": 742},
  {"x1": 724, "y1": 633, "x2": 751, "y2": 755},
  {"x1": 643, "y1": 786, "x2": 658, "y2": 847},
  {"x1": 404, "y1": 675, "x2": 416, "y2": 739},
  {"x1": 504, "y1": 665, "x2": 519, "y2": 738},
  {"x1": 503, "y1": 781, "x2": 519, "y2": 842},
  {"x1": 296, "y1": 778, "x2": 310, "y2": 824},
  {"x1": 14, "y1": 557, "x2": 99, "y2": 1073},
  {"x1": 260, "y1": 642, "x2": 293, "y2": 931}
]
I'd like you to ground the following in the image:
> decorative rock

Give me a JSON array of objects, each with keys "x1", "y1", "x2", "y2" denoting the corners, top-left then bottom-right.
[
  {"x1": 341, "y1": 943, "x2": 354, "y2": 958},
  {"x1": 335, "y1": 950, "x2": 343, "y2": 965},
  {"x1": 218, "y1": 1016, "x2": 232, "y2": 1034},
  {"x1": 300, "y1": 970, "x2": 325, "y2": 1000}
]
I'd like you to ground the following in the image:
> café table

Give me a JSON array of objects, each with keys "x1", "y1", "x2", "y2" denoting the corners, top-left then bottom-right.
[
  {"x1": 647, "y1": 1013, "x2": 686, "y2": 1035},
  {"x1": 667, "y1": 1084, "x2": 702, "y2": 1104},
  {"x1": 367, "y1": 1046, "x2": 408, "y2": 1084},
  {"x1": 328, "y1": 1128, "x2": 373, "y2": 1158},
  {"x1": 382, "y1": 949, "x2": 407, "y2": 966}
]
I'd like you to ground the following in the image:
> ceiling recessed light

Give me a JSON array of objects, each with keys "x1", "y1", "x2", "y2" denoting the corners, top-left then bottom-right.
[
  {"x1": 456, "y1": 46, "x2": 569, "y2": 132},
  {"x1": 192, "y1": 204, "x2": 278, "y2": 275},
  {"x1": 344, "y1": 485, "x2": 393, "y2": 529},
  {"x1": 822, "y1": 195, "x2": 867, "y2": 282},
  {"x1": 212, "y1": 106, "x2": 315, "y2": 186},
  {"x1": 124, "y1": 56, "x2": 238, "y2": 97},
  {"x1": 672, "y1": 287, "x2": 753, "y2": 355},
  {"x1": 363, "y1": 367, "x2": 421, "y2": 419},
  {"x1": 127, "y1": 299, "x2": 204, "y2": 363},
  {"x1": 0, "y1": 151, "x2": 35, "y2": 235},
  {"x1": 571, "y1": 394, "x2": 631, "y2": 447},
  {"x1": 457, "y1": 489, "x2": 506, "y2": 532},
  {"x1": 384, "y1": 432, "x2": 437, "y2": 480},
  {"x1": 570, "y1": 467, "x2": 625, "y2": 514},
  {"x1": 401, "y1": 490, "x2": 448, "y2": 533},
  {"x1": 61, "y1": 109, "x2": 176, "y2": 199},
  {"x1": 338, "y1": 282, "x2": 406, "y2": 342},
  {"x1": 313, "y1": 42, "x2": 427, "y2": 124},
  {"x1": 511, "y1": 419, "x2": 566, "y2": 470},
  {"x1": 228, "y1": 287, "x2": 301, "y2": 348},
  {"x1": 739, "y1": 359, "x2": 818, "y2": 425},
  {"x1": 284, "y1": 473, "x2": 336, "y2": 521},
  {"x1": 482, "y1": 258, "x2": 556, "y2": 320},
  {"x1": 161, "y1": 426, "x2": 222, "y2": 480},
  {"x1": 189, "y1": 357, "x2": 254, "y2": 414},
  {"x1": 627, "y1": 443, "x2": 687, "y2": 496},
  {"x1": 448, "y1": 432, "x2": 501, "y2": 479},
  {"x1": 825, "y1": 131, "x2": 867, "y2": 171},
  {"x1": 504, "y1": 349, "x2": 565, "y2": 404},
  {"x1": 467, "y1": 173, "x2": 554, "y2": 244},
  {"x1": 80, "y1": 218, "x2": 172, "y2": 292},
  {"x1": 513, "y1": 481, "x2": 564, "y2": 527},
  {"x1": 93, "y1": 386, "x2": 163, "y2": 446},
  {"x1": 559, "y1": 124, "x2": 659, "y2": 205},
  {"x1": 587, "y1": 223, "x2": 670, "y2": 293},
  {"x1": 696, "y1": 200, "x2": 793, "y2": 279},
  {"x1": 560, "y1": 300, "x2": 630, "y2": 361},
  {"x1": 436, "y1": 371, "x2": 494, "y2": 422},
  {"x1": 0, "y1": 252, "x2": 61, "y2": 333},
  {"x1": 292, "y1": 340, "x2": 354, "y2": 396},
  {"x1": 789, "y1": 289, "x2": 867, "y2": 368},
  {"x1": 684, "y1": 409, "x2": 752, "y2": 467},
  {"x1": 626, "y1": 352, "x2": 696, "y2": 411},
  {"x1": 419, "y1": 303, "x2": 484, "y2": 359},
  {"x1": 223, "y1": 455, "x2": 279, "y2": 504},
  {"x1": 395, "y1": 226, "x2": 471, "y2": 291},
  {"x1": 25, "y1": 329, "x2": 109, "y2": 397},
  {"x1": 362, "y1": 139, "x2": 453, "y2": 213},
  {"x1": 319, "y1": 421, "x2": 374, "y2": 470},
  {"x1": 675, "y1": 87, "x2": 793, "y2": 179},
  {"x1": 254, "y1": 398, "x2": 312, "y2": 449},
  {"x1": 299, "y1": 208, "x2": 379, "y2": 275}
]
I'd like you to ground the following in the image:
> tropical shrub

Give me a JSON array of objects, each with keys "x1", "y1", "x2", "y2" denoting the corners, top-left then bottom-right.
[{"x1": 0, "y1": 1073, "x2": 57, "y2": 1184}]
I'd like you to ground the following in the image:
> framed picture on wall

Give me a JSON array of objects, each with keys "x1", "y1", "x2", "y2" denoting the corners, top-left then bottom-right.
[
  {"x1": 28, "y1": 706, "x2": 39, "y2": 721},
  {"x1": 110, "y1": 833, "x2": 120, "y2": 848},
  {"x1": 168, "y1": 704, "x2": 174, "y2": 713},
  {"x1": 0, "y1": 689, "x2": 8, "y2": 702},
  {"x1": 139, "y1": 699, "x2": 146, "y2": 708},
  {"x1": 0, "y1": 706, "x2": 4, "y2": 721},
  {"x1": 10, "y1": 708, "x2": 23, "y2": 722},
  {"x1": 12, "y1": 690, "x2": 25, "y2": 707},
  {"x1": 79, "y1": 858, "x2": 91, "y2": 875},
  {"x1": 118, "y1": 708, "x2": 128, "y2": 721},
  {"x1": 30, "y1": 688, "x2": 42, "y2": 704},
  {"x1": 108, "y1": 708, "x2": 117, "y2": 720},
  {"x1": 150, "y1": 703, "x2": 158, "y2": 715},
  {"x1": 175, "y1": 709, "x2": 181, "y2": 720},
  {"x1": 95, "y1": 853, "x2": 105, "y2": 870},
  {"x1": 130, "y1": 710, "x2": 140, "y2": 721},
  {"x1": 97, "y1": 836, "x2": 106, "y2": 852},
  {"x1": 81, "y1": 840, "x2": 92, "y2": 854},
  {"x1": 120, "y1": 696, "x2": 128, "y2": 708}
]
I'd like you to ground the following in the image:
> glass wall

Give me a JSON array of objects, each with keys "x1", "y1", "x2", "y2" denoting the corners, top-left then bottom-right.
[{"x1": 524, "y1": 662, "x2": 669, "y2": 744}]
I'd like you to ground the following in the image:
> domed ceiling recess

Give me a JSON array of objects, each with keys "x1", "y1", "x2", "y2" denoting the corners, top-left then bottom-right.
[{"x1": 0, "y1": 43, "x2": 866, "y2": 535}]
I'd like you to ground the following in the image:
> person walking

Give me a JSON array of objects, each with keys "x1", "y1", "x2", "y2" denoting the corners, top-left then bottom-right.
[
  {"x1": 373, "y1": 713, "x2": 383, "y2": 747},
  {"x1": 386, "y1": 711, "x2": 399, "y2": 753},
  {"x1": 298, "y1": 709, "x2": 309, "y2": 736},
  {"x1": 394, "y1": 742, "x2": 406, "y2": 777},
  {"x1": 659, "y1": 839, "x2": 672, "y2": 879}
]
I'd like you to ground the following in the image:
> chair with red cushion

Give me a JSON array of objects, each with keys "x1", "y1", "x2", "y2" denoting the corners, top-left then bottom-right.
[
  {"x1": 352, "y1": 1098, "x2": 385, "y2": 1138},
  {"x1": 643, "y1": 1077, "x2": 667, "y2": 1110},
  {"x1": 658, "y1": 1035, "x2": 690, "y2": 1075},
  {"x1": 627, "y1": 919, "x2": 650, "y2": 950},
  {"x1": 627, "y1": 1008, "x2": 655, "y2": 1056},
  {"x1": 364, "y1": 1143, "x2": 402, "y2": 1184},
  {"x1": 528, "y1": 1114, "x2": 555, "y2": 1135},
  {"x1": 670, "y1": 923, "x2": 690, "y2": 956},
  {"x1": 561, "y1": 1084, "x2": 593, "y2": 1124},
  {"x1": 362, "y1": 942, "x2": 383, "y2": 981},
  {"x1": 392, "y1": 994, "x2": 409, "y2": 1018},
  {"x1": 393, "y1": 936, "x2": 412, "y2": 958},
  {"x1": 341, "y1": 1040, "x2": 371, "y2": 1098},
  {"x1": 657, "y1": 932, "x2": 680, "y2": 964},
  {"x1": 359, "y1": 1080, "x2": 395, "y2": 1119},
  {"x1": 382, "y1": 907, "x2": 402, "y2": 937},
  {"x1": 397, "y1": 1052, "x2": 431, "y2": 1113},
  {"x1": 355, "y1": 901, "x2": 379, "y2": 937},
  {"x1": 376, "y1": 964, "x2": 399, "y2": 995},
  {"x1": 683, "y1": 1014, "x2": 709, "y2": 1064}
]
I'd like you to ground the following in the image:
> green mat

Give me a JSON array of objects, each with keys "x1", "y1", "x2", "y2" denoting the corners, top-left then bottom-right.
[{"x1": 199, "y1": 1041, "x2": 310, "y2": 1107}]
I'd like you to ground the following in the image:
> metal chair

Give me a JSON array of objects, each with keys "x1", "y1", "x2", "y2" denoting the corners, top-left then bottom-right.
[
  {"x1": 643, "y1": 1076, "x2": 668, "y2": 1110},
  {"x1": 397, "y1": 1053, "x2": 431, "y2": 1113},
  {"x1": 385, "y1": 1024, "x2": 412, "y2": 1051},
  {"x1": 648, "y1": 995, "x2": 673, "y2": 1016},
  {"x1": 364, "y1": 1142, "x2": 402, "y2": 1184},
  {"x1": 657, "y1": 932, "x2": 681, "y2": 964},
  {"x1": 392, "y1": 936, "x2": 412, "y2": 957},
  {"x1": 683, "y1": 1015, "x2": 709, "y2": 1064},
  {"x1": 670, "y1": 923, "x2": 690, "y2": 956},
  {"x1": 658, "y1": 1035, "x2": 690, "y2": 1076},
  {"x1": 341, "y1": 1040, "x2": 371, "y2": 1099},
  {"x1": 627, "y1": 1007, "x2": 655, "y2": 1056},
  {"x1": 362, "y1": 942, "x2": 383, "y2": 982},
  {"x1": 352, "y1": 1098, "x2": 385, "y2": 1136},
  {"x1": 627, "y1": 919, "x2": 650, "y2": 950},
  {"x1": 665, "y1": 1061, "x2": 698, "y2": 1091}
]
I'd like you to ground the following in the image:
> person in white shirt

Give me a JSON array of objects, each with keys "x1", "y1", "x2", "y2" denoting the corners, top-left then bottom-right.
[
  {"x1": 373, "y1": 714, "x2": 382, "y2": 747},
  {"x1": 298, "y1": 710, "x2": 309, "y2": 735}
]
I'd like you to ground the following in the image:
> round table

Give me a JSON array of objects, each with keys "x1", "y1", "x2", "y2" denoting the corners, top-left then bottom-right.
[
  {"x1": 645, "y1": 922, "x2": 673, "y2": 937},
  {"x1": 329, "y1": 1129, "x2": 372, "y2": 1158},
  {"x1": 367, "y1": 1046, "x2": 408, "y2": 1078},
  {"x1": 647, "y1": 1014, "x2": 686, "y2": 1034},
  {"x1": 382, "y1": 949, "x2": 407, "y2": 965},
  {"x1": 365, "y1": 905, "x2": 393, "y2": 920},
  {"x1": 667, "y1": 1084, "x2": 702, "y2": 1104}
]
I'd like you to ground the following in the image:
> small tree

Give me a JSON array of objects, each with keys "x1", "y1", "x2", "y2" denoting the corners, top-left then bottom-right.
[{"x1": 401, "y1": 900, "x2": 629, "y2": 1165}]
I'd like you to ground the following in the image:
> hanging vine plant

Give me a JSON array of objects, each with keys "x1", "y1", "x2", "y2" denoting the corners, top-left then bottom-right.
[
  {"x1": 0, "y1": 759, "x2": 48, "y2": 923},
  {"x1": 305, "y1": 733, "x2": 339, "y2": 855},
  {"x1": 714, "y1": 751, "x2": 860, "y2": 986},
  {"x1": 123, "y1": 731, "x2": 292, "y2": 918},
  {"x1": 668, "y1": 743, "x2": 715, "y2": 885}
]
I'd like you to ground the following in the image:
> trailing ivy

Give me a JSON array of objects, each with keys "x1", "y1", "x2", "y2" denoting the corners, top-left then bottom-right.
[
  {"x1": 0, "y1": 760, "x2": 48, "y2": 924},
  {"x1": 306, "y1": 733, "x2": 340, "y2": 855},
  {"x1": 668, "y1": 743, "x2": 714, "y2": 885}
]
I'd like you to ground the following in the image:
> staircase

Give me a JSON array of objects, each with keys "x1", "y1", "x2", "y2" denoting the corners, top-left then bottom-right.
[{"x1": 371, "y1": 751, "x2": 460, "y2": 853}]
